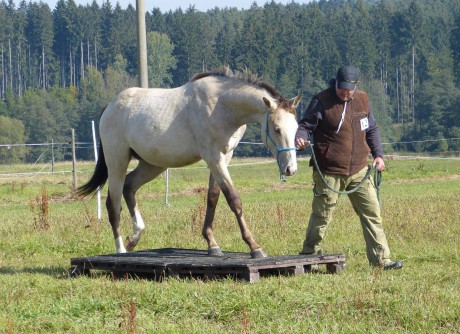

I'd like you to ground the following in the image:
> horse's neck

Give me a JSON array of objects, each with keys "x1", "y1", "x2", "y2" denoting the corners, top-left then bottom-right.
[{"x1": 220, "y1": 89, "x2": 269, "y2": 126}]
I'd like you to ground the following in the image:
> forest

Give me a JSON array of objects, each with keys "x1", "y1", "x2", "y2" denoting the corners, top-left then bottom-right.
[{"x1": 0, "y1": 0, "x2": 459, "y2": 163}]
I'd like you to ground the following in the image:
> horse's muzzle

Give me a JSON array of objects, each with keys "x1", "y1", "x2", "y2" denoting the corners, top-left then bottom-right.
[{"x1": 284, "y1": 166, "x2": 297, "y2": 176}]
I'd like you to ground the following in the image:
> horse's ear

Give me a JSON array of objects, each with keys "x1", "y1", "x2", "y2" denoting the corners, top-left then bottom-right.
[
  {"x1": 263, "y1": 97, "x2": 273, "y2": 110},
  {"x1": 290, "y1": 95, "x2": 302, "y2": 109}
]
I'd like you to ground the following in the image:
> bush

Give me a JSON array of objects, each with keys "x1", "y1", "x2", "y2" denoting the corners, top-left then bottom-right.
[{"x1": 0, "y1": 116, "x2": 27, "y2": 163}]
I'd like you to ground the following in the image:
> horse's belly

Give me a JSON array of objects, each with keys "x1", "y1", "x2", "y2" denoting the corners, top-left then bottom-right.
[
  {"x1": 130, "y1": 141, "x2": 201, "y2": 168},
  {"x1": 120, "y1": 97, "x2": 201, "y2": 167}
]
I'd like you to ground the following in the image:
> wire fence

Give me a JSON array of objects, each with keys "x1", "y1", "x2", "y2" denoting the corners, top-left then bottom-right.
[
  {"x1": 2, "y1": 138, "x2": 459, "y2": 216},
  {"x1": 1, "y1": 137, "x2": 460, "y2": 178}
]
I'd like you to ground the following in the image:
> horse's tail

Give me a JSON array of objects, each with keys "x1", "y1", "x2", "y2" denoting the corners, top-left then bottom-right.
[{"x1": 76, "y1": 141, "x2": 108, "y2": 197}]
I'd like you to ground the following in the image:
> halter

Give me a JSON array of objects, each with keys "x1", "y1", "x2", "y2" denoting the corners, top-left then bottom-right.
[{"x1": 265, "y1": 112, "x2": 297, "y2": 181}]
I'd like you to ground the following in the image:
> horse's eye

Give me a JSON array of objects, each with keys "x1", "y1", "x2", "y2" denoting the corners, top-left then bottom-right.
[{"x1": 274, "y1": 127, "x2": 281, "y2": 134}]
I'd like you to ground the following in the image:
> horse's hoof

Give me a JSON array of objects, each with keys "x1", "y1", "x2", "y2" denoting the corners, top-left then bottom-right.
[
  {"x1": 250, "y1": 248, "x2": 268, "y2": 259},
  {"x1": 125, "y1": 236, "x2": 137, "y2": 252},
  {"x1": 208, "y1": 247, "x2": 224, "y2": 257}
]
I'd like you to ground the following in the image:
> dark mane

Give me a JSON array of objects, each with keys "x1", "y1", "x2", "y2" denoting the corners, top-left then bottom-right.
[{"x1": 191, "y1": 67, "x2": 287, "y2": 105}]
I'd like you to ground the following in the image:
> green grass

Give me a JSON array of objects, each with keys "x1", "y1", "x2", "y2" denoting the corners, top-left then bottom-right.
[{"x1": 0, "y1": 157, "x2": 459, "y2": 333}]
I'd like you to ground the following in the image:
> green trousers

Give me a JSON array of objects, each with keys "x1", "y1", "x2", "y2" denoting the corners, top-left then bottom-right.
[{"x1": 300, "y1": 166, "x2": 392, "y2": 266}]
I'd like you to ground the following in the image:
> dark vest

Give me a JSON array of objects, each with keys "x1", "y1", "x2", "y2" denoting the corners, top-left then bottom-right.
[{"x1": 312, "y1": 88, "x2": 371, "y2": 176}]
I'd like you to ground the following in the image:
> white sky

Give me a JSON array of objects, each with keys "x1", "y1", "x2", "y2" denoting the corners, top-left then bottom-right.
[{"x1": 12, "y1": 0, "x2": 314, "y2": 13}]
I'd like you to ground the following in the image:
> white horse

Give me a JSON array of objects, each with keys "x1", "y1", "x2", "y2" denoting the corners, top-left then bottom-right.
[{"x1": 77, "y1": 68, "x2": 301, "y2": 258}]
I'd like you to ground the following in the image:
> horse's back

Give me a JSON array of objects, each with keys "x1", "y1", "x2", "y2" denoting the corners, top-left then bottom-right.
[
  {"x1": 98, "y1": 75, "x2": 261, "y2": 169},
  {"x1": 100, "y1": 86, "x2": 202, "y2": 167}
]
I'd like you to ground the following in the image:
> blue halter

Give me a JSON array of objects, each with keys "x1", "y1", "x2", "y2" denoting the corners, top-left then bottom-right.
[{"x1": 265, "y1": 112, "x2": 297, "y2": 181}]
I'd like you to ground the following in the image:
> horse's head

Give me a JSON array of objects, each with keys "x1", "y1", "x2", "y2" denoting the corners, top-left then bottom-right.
[{"x1": 262, "y1": 95, "x2": 302, "y2": 178}]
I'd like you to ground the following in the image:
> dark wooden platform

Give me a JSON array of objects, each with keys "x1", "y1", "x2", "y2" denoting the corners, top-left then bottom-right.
[{"x1": 70, "y1": 248, "x2": 346, "y2": 282}]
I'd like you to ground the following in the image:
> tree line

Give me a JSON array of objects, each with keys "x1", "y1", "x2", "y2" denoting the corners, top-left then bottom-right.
[{"x1": 0, "y1": 0, "x2": 459, "y2": 163}]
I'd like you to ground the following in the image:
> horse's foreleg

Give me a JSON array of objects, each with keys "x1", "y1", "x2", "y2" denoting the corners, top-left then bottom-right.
[
  {"x1": 206, "y1": 157, "x2": 266, "y2": 258},
  {"x1": 220, "y1": 184, "x2": 267, "y2": 259},
  {"x1": 203, "y1": 173, "x2": 224, "y2": 256}
]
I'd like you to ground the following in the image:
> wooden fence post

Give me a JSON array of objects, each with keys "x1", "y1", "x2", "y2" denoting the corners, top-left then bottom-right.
[{"x1": 72, "y1": 128, "x2": 77, "y2": 191}]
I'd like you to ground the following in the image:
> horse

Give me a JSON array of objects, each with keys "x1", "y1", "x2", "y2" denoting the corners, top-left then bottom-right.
[{"x1": 77, "y1": 67, "x2": 301, "y2": 258}]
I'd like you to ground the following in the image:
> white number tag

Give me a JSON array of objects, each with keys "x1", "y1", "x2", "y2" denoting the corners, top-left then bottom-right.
[{"x1": 360, "y1": 117, "x2": 369, "y2": 131}]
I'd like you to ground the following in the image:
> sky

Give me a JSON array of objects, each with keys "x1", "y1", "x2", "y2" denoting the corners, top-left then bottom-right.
[{"x1": 12, "y1": 0, "x2": 314, "y2": 13}]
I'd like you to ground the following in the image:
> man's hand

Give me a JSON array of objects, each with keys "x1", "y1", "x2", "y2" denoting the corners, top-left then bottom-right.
[
  {"x1": 372, "y1": 156, "x2": 385, "y2": 171},
  {"x1": 295, "y1": 138, "x2": 310, "y2": 151}
]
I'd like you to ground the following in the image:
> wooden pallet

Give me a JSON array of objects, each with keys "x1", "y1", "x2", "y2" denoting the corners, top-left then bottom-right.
[{"x1": 70, "y1": 248, "x2": 346, "y2": 282}]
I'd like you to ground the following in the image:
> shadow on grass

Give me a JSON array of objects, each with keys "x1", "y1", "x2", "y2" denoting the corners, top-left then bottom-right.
[{"x1": 0, "y1": 266, "x2": 72, "y2": 278}]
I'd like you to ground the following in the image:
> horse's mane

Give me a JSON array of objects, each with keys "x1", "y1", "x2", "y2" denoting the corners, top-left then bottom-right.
[{"x1": 191, "y1": 67, "x2": 289, "y2": 107}]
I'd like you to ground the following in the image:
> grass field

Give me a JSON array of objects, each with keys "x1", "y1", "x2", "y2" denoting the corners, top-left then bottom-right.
[{"x1": 0, "y1": 157, "x2": 459, "y2": 333}]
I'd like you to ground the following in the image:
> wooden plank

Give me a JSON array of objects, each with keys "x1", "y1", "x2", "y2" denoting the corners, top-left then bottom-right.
[{"x1": 70, "y1": 248, "x2": 346, "y2": 282}]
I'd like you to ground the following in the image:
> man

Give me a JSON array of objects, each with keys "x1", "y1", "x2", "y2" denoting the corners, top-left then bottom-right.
[{"x1": 295, "y1": 65, "x2": 402, "y2": 270}]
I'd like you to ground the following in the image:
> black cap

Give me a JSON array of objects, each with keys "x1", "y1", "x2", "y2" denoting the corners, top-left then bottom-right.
[{"x1": 336, "y1": 66, "x2": 360, "y2": 90}]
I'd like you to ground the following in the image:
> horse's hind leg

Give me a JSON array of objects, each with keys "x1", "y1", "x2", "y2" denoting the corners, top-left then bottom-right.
[
  {"x1": 203, "y1": 173, "x2": 224, "y2": 256},
  {"x1": 123, "y1": 160, "x2": 166, "y2": 251},
  {"x1": 106, "y1": 163, "x2": 130, "y2": 253}
]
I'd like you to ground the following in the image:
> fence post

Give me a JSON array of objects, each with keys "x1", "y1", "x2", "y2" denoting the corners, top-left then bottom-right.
[
  {"x1": 165, "y1": 169, "x2": 170, "y2": 206},
  {"x1": 72, "y1": 128, "x2": 77, "y2": 191},
  {"x1": 51, "y1": 138, "x2": 55, "y2": 172}
]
